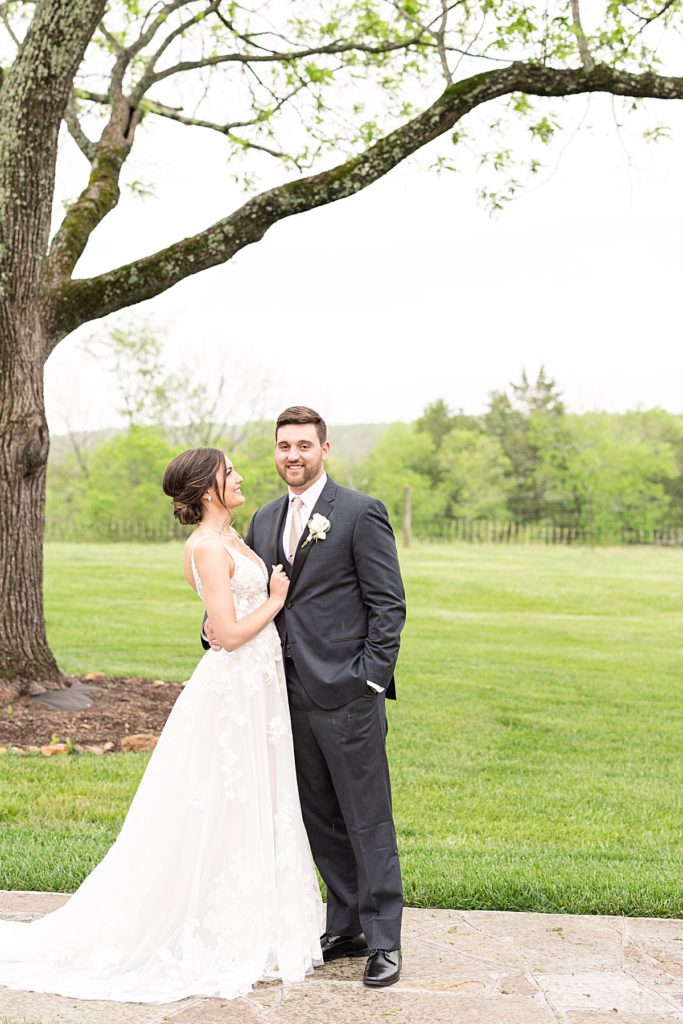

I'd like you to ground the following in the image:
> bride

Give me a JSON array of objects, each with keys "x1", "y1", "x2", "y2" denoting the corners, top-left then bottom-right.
[{"x1": 0, "y1": 447, "x2": 323, "y2": 1003}]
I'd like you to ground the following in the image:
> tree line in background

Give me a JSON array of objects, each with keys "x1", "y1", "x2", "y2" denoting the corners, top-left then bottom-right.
[
  {"x1": 46, "y1": 333, "x2": 683, "y2": 546},
  {"x1": 365, "y1": 372, "x2": 683, "y2": 544}
]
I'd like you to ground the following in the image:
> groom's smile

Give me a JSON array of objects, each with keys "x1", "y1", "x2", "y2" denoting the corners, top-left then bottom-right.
[{"x1": 275, "y1": 422, "x2": 330, "y2": 493}]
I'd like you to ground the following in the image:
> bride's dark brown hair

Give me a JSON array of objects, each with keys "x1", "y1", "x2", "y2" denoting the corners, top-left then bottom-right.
[{"x1": 162, "y1": 448, "x2": 229, "y2": 526}]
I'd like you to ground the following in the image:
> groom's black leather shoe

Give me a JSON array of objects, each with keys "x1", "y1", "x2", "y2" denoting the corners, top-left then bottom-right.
[
  {"x1": 320, "y1": 932, "x2": 369, "y2": 962},
  {"x1": 363, "y1": 949, "x2": 402, "y2": 987}
]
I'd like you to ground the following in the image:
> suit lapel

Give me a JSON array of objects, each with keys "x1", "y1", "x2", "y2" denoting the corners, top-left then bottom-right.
[
  {"x1": 288, "y1": 478, "x2": 337, "y2": 595},
  {"x1": 269, "y1": 495, "x2": 289, "y2": 574}
]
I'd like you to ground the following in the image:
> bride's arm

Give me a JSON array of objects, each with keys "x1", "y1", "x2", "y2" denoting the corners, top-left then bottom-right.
[{"x1": 194, "y1": 543, "x2": 287, "y2": 653}]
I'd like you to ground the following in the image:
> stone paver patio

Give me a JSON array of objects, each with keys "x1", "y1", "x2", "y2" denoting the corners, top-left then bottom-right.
[{"x1": 1, "y1": 890, "x2": 682, "y2": 1023}]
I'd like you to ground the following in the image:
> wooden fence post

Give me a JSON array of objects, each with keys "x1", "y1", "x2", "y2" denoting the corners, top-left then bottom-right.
[{"x1": 403, "y1": 485, "x2": 412, "y2": 548}]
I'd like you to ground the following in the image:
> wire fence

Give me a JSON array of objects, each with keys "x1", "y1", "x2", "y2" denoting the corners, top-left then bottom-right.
[
  {"x1": 44, "y1": 516, "x2": 683, "y2": 547},
  {"x1": 45, "y1": 520, "x2": 190, "y2": 543},
  {"x1": 413, "y1": 517, "x2": 683, "y2": 546}
]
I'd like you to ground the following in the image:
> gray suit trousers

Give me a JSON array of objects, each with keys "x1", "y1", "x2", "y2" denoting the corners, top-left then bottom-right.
[{"x1": 285, "y1": 658, "x2": 403, "y2": 951}]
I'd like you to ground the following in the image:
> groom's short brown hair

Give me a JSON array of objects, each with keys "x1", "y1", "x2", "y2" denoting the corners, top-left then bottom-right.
[{"x1": 276, "y1": 406, "x2": 327, "y2": 445}]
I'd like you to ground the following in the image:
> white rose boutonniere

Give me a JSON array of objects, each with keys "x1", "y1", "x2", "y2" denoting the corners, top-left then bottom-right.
[{"x1": 301, "y1": 513, "x2": 331, "y2": 548}]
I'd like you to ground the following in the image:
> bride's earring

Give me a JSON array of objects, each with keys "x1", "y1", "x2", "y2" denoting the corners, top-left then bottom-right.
[{"x1": 206, "y1": 494, "x2": 212, "y2": 502}]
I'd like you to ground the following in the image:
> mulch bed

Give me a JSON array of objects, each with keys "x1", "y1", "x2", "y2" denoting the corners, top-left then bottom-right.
[{"x1": 0, "y1": 676, "x2": 182, "y2": 752}]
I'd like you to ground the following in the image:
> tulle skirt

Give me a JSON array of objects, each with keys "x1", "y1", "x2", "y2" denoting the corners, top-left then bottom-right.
[{"x1": 0, "y1": 633, "x2": 323, "y2": 1003}]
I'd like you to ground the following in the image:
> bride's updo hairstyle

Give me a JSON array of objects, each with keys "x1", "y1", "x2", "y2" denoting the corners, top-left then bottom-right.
[{"x1": 163, "y1": 447, "x2": 228, "y2": 525}]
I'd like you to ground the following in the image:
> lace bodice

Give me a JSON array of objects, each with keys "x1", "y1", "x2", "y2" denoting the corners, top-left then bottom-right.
[{"x1": 191, "y1": 543, "x2": 269, "y2": 620}]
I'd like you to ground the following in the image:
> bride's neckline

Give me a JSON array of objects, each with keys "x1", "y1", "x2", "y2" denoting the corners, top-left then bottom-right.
[{"x1": 224, "y1": 541, "x2": 264, "y2": 572}]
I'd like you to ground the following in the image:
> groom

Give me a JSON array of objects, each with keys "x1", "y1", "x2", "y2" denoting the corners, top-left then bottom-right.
[{"x1": 205, "y1": 406, "x2": 406, "y2": 987}]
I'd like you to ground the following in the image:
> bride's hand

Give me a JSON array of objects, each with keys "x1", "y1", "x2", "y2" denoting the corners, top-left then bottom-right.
[
  {"x1": 269, "y1": 564, "x2": 290, "y2": 607},
  {"x1": 204, "y1": 618, "x2": 222, "y2": 651}
]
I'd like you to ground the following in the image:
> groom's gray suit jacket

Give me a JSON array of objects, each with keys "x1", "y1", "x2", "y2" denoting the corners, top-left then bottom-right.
[{"x1": 245, "y1": 476, "x2": 406, "y2": 709}]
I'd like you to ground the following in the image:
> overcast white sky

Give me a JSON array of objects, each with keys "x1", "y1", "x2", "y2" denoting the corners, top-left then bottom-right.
[{"x1": 44, "y1": 81, "x2": 683, "y2": 435}]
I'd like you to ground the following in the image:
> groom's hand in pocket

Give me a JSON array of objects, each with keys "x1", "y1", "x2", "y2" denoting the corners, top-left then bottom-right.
[{"x1": 204, "y1": 618, "x2": 222, "y2": 651}]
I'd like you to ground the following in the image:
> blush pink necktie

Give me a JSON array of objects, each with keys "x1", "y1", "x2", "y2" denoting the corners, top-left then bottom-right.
[{"x1": 288, "y1": 496, "x2": 305, "y2": 563}]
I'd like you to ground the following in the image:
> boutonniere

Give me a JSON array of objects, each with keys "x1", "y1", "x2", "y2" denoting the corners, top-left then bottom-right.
[{"x1": 301, "y1": 513, "x2": 331, "y2": 548}]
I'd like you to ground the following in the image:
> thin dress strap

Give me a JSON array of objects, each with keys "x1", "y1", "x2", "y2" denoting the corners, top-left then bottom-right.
[{"x1": 190, "y1": 550, "x2": 204, "y2": 600}]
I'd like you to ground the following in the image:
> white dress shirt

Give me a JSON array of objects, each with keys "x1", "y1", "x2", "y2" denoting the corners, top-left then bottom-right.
[
  {"x1": 282, "y1": 472, "x2": 384, "y2": 694},
  {"x1": 282, "y1": 472, "x2": 329, "y2": 559}
]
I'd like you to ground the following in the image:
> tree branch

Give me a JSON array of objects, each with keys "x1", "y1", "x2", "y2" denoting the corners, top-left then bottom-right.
[
  {"x1": 390, "y1": 0, "x2": 462, "y2": 83},
  {"x1": 138, "y1": 98, "x2": 303, "y2": 164},
  {"x1": 145, "y1": 30, "x2": 431, "y2": 88},
  {"x1": 0, "y1": 7, "x2": 20, "y2": 46},
  {"x1": 47, "y1": 98, "x2": 141, "y2": 283},
  {"x1": 624, "y1": 0, "x2": 677, "y2": 27},
  {"x1": 64, "y1": 93, "x2": 97, "y2": 161},
  {"x1": 570, "y1": 0, "x2": 595, "y2": 71},
  {"x1": 140, "y1": 78, "x2": 307, "y2": 136},
  {"x1": 105, "y1": 0, "x2": 195, "y2": 99},
  {"x1": 49, "y1": 61, "x2": 683, "y2": 340},
  {"x1": 435, "y1": 0, "x2": 454, "y2": 84},
  {"x1": 130, "y1": 0, "x2": 221, "y2": 103},
  {"x1": 128, "y1": 0, "x2": 197, "y2": 57},
  {"x1": 74, "y1": 87, "x2": 109, "y2": 104}
]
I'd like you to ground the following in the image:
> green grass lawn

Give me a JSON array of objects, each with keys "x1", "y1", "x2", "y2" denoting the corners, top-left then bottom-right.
[{"x1": 1, "y1": 541, "x2": 682, "y2": 916}]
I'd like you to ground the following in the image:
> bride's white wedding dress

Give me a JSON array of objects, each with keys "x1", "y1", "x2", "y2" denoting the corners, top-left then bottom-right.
[{"x1": 0, "y1": 545, "x2": 323, "y2": 1003}]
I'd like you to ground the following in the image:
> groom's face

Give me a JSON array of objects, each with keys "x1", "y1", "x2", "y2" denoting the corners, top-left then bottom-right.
[{"x1": 275, "y1": 423, "x2": 329, "y2": 491}]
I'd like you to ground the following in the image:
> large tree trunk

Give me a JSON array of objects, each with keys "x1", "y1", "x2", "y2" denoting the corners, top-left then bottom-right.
[
  {"x1": 0, "y1": 313, "x2": 64, "y2": 699},
  {"x1": 0, "y1": 0, "x2": 105, "y2": 699}
]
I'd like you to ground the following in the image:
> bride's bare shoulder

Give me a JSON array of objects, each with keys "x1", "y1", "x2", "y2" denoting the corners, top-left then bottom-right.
[{"x1": 187, "y1": 534, "x2": 235, "y2": 575}]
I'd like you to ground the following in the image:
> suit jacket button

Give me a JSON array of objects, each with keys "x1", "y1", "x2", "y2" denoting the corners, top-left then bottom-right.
[{"x1": 286, "y1": 601, "x2": 293, "y2": 609}]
